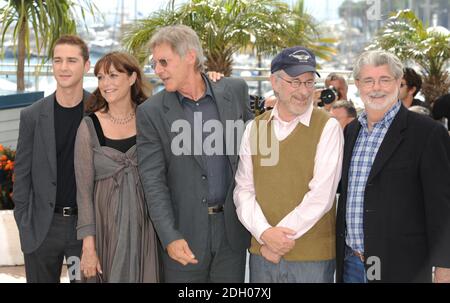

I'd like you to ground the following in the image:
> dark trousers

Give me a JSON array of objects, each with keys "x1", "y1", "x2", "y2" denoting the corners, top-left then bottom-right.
[
  {"x1": 164, "y1": 212, "x2": 247, "y2": 283},
  {"x1": 24, "y1": 213, "x2": 82, "y2": 283}
]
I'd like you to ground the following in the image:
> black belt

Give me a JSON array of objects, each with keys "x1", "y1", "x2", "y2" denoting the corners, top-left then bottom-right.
[
  {"x1": 208, "y1": 204, "x2": 224, "y2": 215},
  {"x1": 54, "y1": 206, "x2": 78, "y2": 216}
]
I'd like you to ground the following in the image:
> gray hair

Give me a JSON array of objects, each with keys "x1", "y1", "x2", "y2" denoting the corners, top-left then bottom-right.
[
  {"x1": 149, "y1": 24, "x2": 206, "y2": 72},
  {"x1": 353, "y1": 50, "x2": 404, "y2": 80},
  {"x1": 332, "y1": 100, "x2": 357, "y2": 118}
]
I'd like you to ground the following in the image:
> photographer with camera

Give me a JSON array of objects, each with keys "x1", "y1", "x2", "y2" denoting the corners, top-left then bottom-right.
[{"x1": 318, "y1": 73, "x2": 349, "y2": 111}]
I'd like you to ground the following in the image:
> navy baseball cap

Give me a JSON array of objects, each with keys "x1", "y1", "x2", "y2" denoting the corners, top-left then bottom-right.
[{"x1": 271, "y1": 46, "x2": 320, "y2": 77}]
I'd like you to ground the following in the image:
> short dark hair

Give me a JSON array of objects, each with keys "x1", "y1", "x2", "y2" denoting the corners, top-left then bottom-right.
[
  {"x1": 332, "y1": 100, "x2": 357, "y2": 118},
  {"x1": 403, "y1": 67, "x2": 422, "y2": 97},
  {"x1": 85, "y1": 52, "x2": 152, "y2": 113},
  {"x1": 432, "y1": 93, "x2": 450, "y2": 120},
  {"x1": 53, "y1": 35, "x2": 89, "y2": 63}
]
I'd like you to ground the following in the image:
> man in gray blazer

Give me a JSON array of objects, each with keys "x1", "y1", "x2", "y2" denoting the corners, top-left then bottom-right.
[
  {"x1": 13, "y1": 35, "x2": 91, "y2": 282},
  {"x1": 137, "y1": 25, "x2": 253, "y2": 282}
]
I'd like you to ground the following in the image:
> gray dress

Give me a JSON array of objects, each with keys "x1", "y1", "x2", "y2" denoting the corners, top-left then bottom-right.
[{"x1": 74, "y1": 116, "x2": 159, "y2": 283}]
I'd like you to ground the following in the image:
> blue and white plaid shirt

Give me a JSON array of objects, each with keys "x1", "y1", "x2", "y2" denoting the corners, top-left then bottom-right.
[{"x1": 345, "y1": 101, "x2": 401, "y2": 253}]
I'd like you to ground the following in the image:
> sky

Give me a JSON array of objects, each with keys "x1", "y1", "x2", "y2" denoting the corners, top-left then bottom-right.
[
  {"x1": 302, "y1": 0, "x2": 346, "y2": 21},
  {"x1": 89, "y1": 0, "x2": 346, "y2": 24}
]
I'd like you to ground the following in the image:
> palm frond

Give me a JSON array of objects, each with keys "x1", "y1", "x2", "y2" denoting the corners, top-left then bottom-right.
[
  {"x1": 0, "y1": 0, "x2": 99, "y2": 91},
  {"x1": 368, "y1": 9, "x2": 450, "y2": 104},
  {"x1": 123, "y1": 0, "x2": 336, "y2": 76}
]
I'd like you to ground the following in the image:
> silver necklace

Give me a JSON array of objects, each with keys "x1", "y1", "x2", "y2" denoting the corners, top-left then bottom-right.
[{"x1": 107, "y1": 110, "x2": 135, "y2": 125}]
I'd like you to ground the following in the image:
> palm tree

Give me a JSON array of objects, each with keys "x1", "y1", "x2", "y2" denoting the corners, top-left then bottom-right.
[
  {"x1": 367, "y1": 9, "x2": 450, "y2": 106},
  {"x1": 123, "y1": 0, "x2": 335, "y2": 76},
  {"x1": 0, "y1": 0, "x2": 98, "y2": 91}
]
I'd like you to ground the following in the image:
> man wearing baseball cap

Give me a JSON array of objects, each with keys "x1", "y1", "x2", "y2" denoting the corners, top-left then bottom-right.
[{"x1": 234, "y1": 46, "x2": 344, "y2": 282}]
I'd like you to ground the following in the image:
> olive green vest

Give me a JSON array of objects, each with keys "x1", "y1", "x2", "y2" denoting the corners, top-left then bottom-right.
[{"x1": 249, "y1": 108, "x2": 336, "y2": 261}]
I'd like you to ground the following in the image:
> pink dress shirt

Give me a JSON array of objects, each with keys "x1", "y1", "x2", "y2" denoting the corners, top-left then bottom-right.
[{"x1": 233, "y1": 103, "x2": 344, "y2": 244}]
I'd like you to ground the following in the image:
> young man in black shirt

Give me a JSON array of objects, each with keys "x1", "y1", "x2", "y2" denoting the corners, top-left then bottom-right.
[{"x1": 13, "y1": 35, "x2": 91, "y2": 282}]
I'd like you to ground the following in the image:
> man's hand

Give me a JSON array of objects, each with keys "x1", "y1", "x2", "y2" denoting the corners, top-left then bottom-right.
[
  {"x1": 167, "y1": 239, "x2": 199, "y2": 266},
  {"x1": 260, "y1": 245, "x2": 281, "y2": 264},
  {"x1": 260, "y1": 227, "x2": 296, "y2": 255},
  {"x1": 434, "y1": 267, "x2": 450, "y2": 283}
]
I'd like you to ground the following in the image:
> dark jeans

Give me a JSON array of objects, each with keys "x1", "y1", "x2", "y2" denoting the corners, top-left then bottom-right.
[
  {"x1": 343, "y1": 245, "x2": 367, "y2": 283},
  {"x1": 23, "y1": 213, "x2": 82, "y2": 283},
  {"x1": 163, "y1": 212, "x2": 247, "y2": 283}
]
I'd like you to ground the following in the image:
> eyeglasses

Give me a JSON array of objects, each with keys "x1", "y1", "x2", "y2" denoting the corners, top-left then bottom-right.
[
  {"x1": 358, "y1": 77, "x2": 397, "y2": 89},
  {"x1": 150, "y1": 58, "x2": 169, "y2": 70},
  {"x1": 277, "y1": 75, "x2": 315, "y2": 89}
]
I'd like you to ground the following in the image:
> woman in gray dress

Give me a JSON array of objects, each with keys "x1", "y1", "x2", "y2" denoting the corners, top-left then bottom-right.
[{"x1": 74, "y1": 52, "x2": 159, "y2": 282}]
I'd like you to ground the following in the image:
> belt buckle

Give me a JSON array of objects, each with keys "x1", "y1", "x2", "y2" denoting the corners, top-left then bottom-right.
[
  {"x1": 63, "y1": 207, "x2": 71, "y2": 217},
  {"x1": 208, "y1": 205, "x2": 223, "y2": 215},
  {"x1": 353, "y1": 251, "x2": 365, "y2": 263}
]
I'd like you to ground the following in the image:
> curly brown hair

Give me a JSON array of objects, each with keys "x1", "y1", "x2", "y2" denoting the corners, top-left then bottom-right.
[{"x1": 85, "y1": 52, "x2": 152, "y2": 113}]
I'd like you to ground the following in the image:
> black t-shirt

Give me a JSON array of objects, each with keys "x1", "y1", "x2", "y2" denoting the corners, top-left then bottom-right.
[{"x1": 54, "y1": 98, "x2": 84, "y2": 208}]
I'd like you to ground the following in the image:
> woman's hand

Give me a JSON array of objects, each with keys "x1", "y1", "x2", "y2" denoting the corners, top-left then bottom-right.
[
  {"x1": 80, "y1": 236, "x2": 102, "y2": 278},
  {"x1": 206, "y1": 71, "x2": 224, "y2": 82}
]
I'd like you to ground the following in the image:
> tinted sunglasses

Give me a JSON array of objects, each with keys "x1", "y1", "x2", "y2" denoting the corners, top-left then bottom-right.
[{"x1": 150, "y1": 58, "x2": 169, "y2": 70}]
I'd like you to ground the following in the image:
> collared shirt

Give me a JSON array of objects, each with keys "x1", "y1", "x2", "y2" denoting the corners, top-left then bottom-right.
[
  {"x1": 346, "y1": 100, "x2": 402, "y2": 253},
  {"x1": 233, "y1": 103, "x2": 344, "y2": 243},
  {"x1": 176, "y1": 74, "x2": 231, "y2": 206}
]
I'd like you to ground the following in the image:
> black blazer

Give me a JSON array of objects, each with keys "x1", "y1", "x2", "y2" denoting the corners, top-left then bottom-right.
[{"x1": 336, "y1": 105, "x2": 450, "y2": 282}]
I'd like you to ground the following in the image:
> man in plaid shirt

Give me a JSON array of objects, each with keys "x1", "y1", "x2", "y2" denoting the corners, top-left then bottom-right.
[{"x1": 336, "y1": 50, "x2": 450, "y2": 283}]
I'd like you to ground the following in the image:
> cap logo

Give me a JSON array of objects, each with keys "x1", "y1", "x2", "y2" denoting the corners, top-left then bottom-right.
[{"x1": 289, "y1": 50, "x2": 311, "y2": 63}]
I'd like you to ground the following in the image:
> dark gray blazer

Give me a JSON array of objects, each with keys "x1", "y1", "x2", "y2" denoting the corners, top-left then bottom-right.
[
  {"x1": 12, "y1": 91, "x2": 90, "y2": 254},
  {"x1": 136, "y1": 77, "x2": 253, "y2": 271}
]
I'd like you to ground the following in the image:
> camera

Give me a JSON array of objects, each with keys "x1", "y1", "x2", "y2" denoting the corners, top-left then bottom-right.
[
  {"x1": 318, "y1": 86, "x2": 339, "y2": 107},
  {"x1": 249, "y1": 95, "x2": 266, "y2": 115}
]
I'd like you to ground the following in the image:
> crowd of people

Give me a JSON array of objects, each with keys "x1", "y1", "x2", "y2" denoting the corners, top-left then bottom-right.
[{"x1": 11, "y1": 24, "x2": 450, "y2": 283}]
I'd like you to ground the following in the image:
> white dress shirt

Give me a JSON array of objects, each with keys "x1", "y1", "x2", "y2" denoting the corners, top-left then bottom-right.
[{"x1": 233, "y1": 103, "x2": 344, "y2": 244}]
